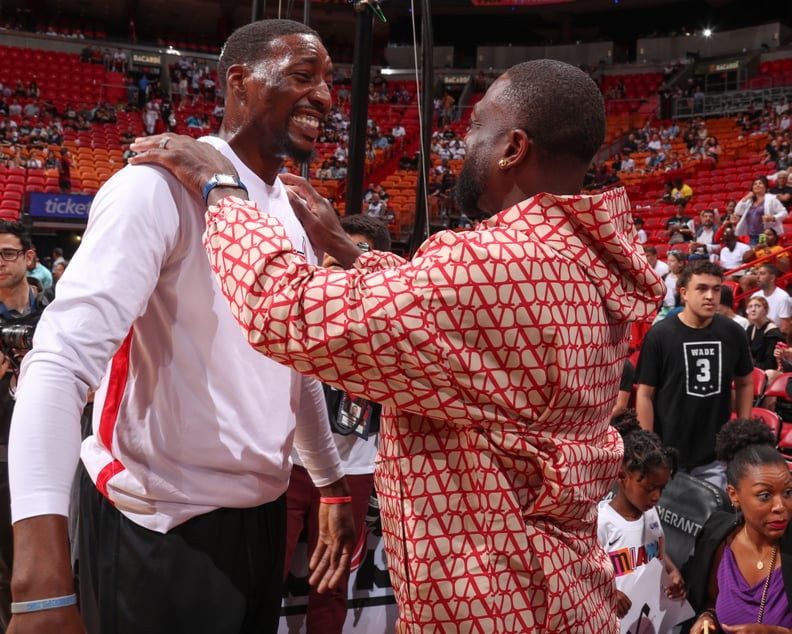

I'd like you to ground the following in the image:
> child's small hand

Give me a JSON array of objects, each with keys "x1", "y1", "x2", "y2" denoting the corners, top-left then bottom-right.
[
  {"x1": 664, "y1": 569, "x2": 686, "y2": 600},
  {"x1": 615, "y1": 590, "x2": 632, "y2": 618}
]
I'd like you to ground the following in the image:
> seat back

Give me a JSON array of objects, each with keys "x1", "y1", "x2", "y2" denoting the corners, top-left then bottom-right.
[
  {"x1": 752, "y1": 367, "x2": 768, "y2": 400},
  {"x1": 656, "y1": 472, "x2": 732, "y2": 567},
  {"x1": 750, "y1": 406, "x2": 781, "y2": 438},
  {"x1": 762, "y1": 372, "x2": 792, "y2": 399}
]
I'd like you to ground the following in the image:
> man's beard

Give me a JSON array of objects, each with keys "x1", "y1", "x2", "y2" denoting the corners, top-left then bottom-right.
[
  {"x1": 454, "y1": 157, "x2": 485, "y2": 218},
  {"x1": 271, "y1": 126, "x2": 316, "y2": 165},
  {"x1": 286, "y1": 138, "x2": 315, "y2": 164}
]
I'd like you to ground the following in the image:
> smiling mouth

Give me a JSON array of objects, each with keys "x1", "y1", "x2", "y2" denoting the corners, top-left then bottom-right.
[{"x1": 292, "y1": 114, "x2": 320, "y2": 130}]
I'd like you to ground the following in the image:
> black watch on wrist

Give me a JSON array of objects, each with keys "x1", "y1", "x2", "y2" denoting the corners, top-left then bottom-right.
[{"x1": 202, "y1": 174, "x2": 248, "y2": 205}]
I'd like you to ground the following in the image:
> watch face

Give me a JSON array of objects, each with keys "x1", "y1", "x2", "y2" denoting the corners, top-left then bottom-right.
[{"x1": 216, "y1": 174, "x2": 237, "y2": 187}]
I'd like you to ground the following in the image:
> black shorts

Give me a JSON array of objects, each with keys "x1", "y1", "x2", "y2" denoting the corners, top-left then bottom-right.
[{"x1": 78, "y1": 471, "x2": 286, "y2": 634}]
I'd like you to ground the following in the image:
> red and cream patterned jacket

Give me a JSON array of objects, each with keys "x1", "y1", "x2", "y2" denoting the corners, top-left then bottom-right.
[{"x1": 204, "y1": 188, "x2": 664, "y2": 633}]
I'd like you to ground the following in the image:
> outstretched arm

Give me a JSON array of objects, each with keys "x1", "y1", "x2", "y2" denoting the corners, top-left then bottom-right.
[{"x1": 129, "y1": 134, "x2": 364, "y2": 268}]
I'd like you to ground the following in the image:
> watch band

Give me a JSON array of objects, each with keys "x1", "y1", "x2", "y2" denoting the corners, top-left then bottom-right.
[{"x1": 202, "y1": 174, "x2": 248, "y2": 205}]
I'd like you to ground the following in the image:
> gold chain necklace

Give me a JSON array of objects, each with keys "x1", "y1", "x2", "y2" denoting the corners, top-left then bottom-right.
[
  {"x1": 745, "y1": 524, "x2": 777, "y2": 570},
  {"x1": 757, "y1": 543, "x2": 778, "y2": 624}
]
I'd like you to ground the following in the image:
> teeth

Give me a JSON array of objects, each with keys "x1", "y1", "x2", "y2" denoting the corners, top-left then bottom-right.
[{"x1": 293, "y1": 115, "x2": 319, "y2": 128}]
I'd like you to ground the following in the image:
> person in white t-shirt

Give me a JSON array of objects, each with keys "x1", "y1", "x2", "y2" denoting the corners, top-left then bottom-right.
[
  {"x1": 644, "y1": 246, "x2": 669, "y2": 278},
  {"x1": 597, "y1": 411, "x2": 685, "y2": 619},
  {"x1": 633, "y1": 217, "x2": 647, "y2": 244},
  {"x1": 718, "y1": 226, "x2": 751, "y2": 274},
  {"x1": 751, "y1": 262, "x2": 792, "y2": 333},
  {"x1": 390, "y1": 123, "x2": 406, "y2": 153},
  {"x1": 621, "y1": 153, "x2": 636, "y2": 174}
]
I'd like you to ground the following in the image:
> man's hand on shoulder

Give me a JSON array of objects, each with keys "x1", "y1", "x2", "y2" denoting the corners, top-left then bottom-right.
[
  {"x1": 279, "y1": 173, "x2": 363, "y2": 270},
  {"x1": 129, "y1": 134, "x2": 238, "y2": 202}
]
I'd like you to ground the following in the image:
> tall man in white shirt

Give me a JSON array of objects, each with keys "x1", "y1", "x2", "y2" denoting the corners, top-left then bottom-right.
[
  {"x1": 751, "y1": 262, "x2": 792, "y2": 333},
  {"x1": 7, "y1": 20, "x2": 354, "y2": 634}
]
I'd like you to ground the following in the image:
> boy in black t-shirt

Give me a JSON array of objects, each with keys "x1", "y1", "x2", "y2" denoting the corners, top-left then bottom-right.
[{"x1": 635, "y1": 260, "x2": 753, "y2": 490}]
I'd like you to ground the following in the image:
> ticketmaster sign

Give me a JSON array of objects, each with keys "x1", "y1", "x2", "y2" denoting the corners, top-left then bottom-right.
[{"x1": 28, "y1": 193, "x2": 94, "y2": 221}]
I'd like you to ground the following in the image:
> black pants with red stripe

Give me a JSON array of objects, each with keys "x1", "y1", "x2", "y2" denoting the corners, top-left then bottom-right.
[{"x1": 78, "y1": 470, "x2": 286, "y2": 634}]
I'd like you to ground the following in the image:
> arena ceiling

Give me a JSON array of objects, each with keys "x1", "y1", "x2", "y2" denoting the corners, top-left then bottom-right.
[{"x1": 3, "y1": 0, "x2": 790, "y2": 58}]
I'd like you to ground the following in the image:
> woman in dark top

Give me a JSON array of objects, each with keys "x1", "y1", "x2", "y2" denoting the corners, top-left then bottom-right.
[
  {"x1": 745, "y1": 296, "x2": 785, "y2": 370},
  {"x1": 682, "y1": 418, "x2": 792, "y2": 633}
]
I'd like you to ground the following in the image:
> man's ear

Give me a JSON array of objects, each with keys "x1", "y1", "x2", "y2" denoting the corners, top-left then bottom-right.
[
  {"x1": 501, "y1": 128, "x2": 530, "y2": 169},
  {"x1": 225, "y1": 64, "x2": 247, "y2": 101}
]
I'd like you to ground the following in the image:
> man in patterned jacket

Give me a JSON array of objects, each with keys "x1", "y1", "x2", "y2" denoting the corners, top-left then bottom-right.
[{"x1": 131, "y1": 59, "x2": 665, "y2": 634}]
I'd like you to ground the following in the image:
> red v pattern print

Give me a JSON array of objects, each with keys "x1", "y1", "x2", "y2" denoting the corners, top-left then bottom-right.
[{"x1": 204, "y1": 188, "x2": 664, "y2": 633}]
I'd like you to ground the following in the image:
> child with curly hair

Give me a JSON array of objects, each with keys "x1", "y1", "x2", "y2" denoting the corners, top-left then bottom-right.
[{"x1": 598, "y1": 410, "x2": 686, "y2": 619}]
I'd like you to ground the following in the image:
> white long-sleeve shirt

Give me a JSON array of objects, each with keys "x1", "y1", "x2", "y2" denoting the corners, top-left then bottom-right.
[{"x1": 9, "y1": 136, "x2": 343, "y2": 532}]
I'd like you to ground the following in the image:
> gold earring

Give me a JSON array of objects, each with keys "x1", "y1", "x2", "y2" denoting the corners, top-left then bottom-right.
[{"x1": 498, "y1": 158, "x2": 509, "y2": 169}]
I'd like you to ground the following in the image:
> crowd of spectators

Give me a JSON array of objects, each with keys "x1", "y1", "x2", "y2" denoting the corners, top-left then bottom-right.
[
  {"x1": 631, "y1": 169, "x2": 792, "y2": 327},
  {"x1": 1, "y1": 35, "x2": 789, "y2": 258},
  {"x1": 585, "y1": 101, "x2": 791, "y2": 194},
  {"x1": 367, "y1": 73, "x2": 414, "y2": 106},
  {"x1": 0, "y1": 80, "x2": 121, "y2": 181}
]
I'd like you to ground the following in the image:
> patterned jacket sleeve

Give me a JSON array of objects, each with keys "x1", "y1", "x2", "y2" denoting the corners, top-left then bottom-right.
[{"x1": 204, "y1": 197, "x2": 544, "y2": 423}]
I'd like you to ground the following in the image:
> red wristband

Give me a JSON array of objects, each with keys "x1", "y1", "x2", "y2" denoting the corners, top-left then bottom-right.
[{"x1": 319, "y1": 496, "x2": 352, "y2": 504}]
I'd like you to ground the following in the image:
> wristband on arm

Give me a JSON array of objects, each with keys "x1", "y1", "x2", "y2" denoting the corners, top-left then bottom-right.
[
  {"x1": 11, "y1": 593, "x2": 77, "y2": 614},
  {"x1": 319, "y1": 496, "x2": 352, "y2": 504}
]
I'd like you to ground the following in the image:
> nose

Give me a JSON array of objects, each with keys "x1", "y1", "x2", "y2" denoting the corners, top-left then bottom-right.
[
  {"x1": 771, "y1": 494, "x2": 788, "y2": 513},
  {"x1": 650, "y1": 492, "x2": 661, "y2": 505},
  {"x1": 310, "y1": 81, "x2": 332, "y2": 113}
]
